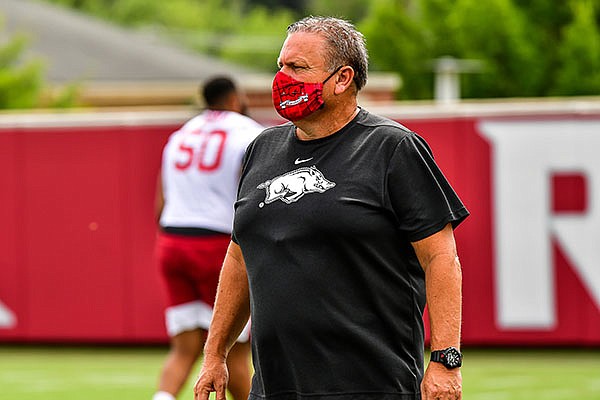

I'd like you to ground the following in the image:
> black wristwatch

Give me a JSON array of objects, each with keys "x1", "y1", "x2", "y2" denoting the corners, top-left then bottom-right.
[{"x1": 430, "y1": 347, "x2": 463, "y2": 369}]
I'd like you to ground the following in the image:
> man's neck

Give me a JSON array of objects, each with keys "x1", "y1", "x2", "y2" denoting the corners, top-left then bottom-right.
[{"x1": 295, "y1": 101, "x2": 359, "y2": 141}]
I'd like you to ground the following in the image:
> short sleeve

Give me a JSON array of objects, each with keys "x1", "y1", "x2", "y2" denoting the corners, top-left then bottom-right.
[
  {"x1": 231, "y1": 136, "x2": 258, "y2": 245},
  {"x1": 385, "y1": 132, "x2": 469, "y2": 242}
]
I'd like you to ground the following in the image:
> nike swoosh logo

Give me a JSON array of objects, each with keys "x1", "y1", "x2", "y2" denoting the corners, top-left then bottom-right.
[{"x1": 294, "y1": 157, "x2": 314, "y2": 165}]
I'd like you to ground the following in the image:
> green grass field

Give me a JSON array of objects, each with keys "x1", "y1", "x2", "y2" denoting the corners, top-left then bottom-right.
[{"x1": 1, "y1": 345, "x2": 599, "y2": 400}]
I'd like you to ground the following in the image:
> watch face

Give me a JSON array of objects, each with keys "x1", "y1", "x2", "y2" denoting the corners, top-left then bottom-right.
[{"x1": 444, "y1": 348, "x2": 462, "y2": 368}]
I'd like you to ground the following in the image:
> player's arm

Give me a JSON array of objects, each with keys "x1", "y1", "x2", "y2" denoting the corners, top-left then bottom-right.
[
  {"x1": 154, "y1": 169, "x2": 164, "y2": 223},
  {"x1": 194, "y1": 241, "x2": 251, "y2": 400},
  {"x1": 412, "y1": 223, "x2": 462, "y2": 400}
]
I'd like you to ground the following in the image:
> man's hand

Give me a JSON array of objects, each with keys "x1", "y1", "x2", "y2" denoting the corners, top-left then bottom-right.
[
  {"x1": 194, "y1": 353, "x2": 229, "y2": 400},
  {"x1": 421, "y1": 361, "x2": 462, "y2": 400}
]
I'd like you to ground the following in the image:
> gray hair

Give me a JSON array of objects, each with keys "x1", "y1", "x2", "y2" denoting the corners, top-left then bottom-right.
[{"x1": 287, "y1": 16, "x2": 368, "y2": 91}]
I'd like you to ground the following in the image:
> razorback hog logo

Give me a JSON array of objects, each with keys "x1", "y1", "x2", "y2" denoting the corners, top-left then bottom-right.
[{"x1": 257, "y1": 166, "x2": 335, "y2": 206}]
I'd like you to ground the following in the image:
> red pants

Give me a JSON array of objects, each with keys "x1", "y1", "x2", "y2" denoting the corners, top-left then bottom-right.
[{"x1": 156, "y1": 231, "x2": 230, "y2": 308}]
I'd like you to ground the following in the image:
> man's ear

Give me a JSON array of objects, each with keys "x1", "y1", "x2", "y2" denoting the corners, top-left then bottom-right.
[{"x1": 334, "y1": 66, "x2": 356, "y2": 95}]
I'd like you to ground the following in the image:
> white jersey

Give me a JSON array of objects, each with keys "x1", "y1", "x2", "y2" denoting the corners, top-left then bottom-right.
[{"x1": 159, "y1": 110, "x2": 263, "y2": 233}]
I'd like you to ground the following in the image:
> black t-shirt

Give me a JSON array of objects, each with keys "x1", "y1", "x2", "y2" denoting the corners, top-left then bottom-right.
[{"x1": 233, "y1": 108, "x2": 469, "y2": 400}]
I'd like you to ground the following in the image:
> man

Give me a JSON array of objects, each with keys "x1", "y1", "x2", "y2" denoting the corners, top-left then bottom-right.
[
  {"x1": 152, "y1": 76, "x2": 263, "y2": 400},
  {"x1": 194, "y1": 17, "x2": 469, "y2": 400}
]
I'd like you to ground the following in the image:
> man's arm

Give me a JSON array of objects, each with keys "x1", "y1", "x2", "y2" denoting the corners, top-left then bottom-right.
[
  {"x1": 194, "y1": 241, "x2": 251, "y2": 400},
  {"x1": 412, "y1": 223, "x2": 463, "y2": 400},
  {"x1": 154, "y1": 170, "x2": 164, "y2": 224}
]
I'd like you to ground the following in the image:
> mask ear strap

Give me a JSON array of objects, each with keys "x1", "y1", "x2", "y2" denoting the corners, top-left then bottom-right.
[{"x1": 322, "y1": 66, "x2": 343, "y2": 84}]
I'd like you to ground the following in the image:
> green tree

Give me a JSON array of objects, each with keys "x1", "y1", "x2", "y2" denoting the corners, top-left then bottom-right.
[
  {"x1": 447, "y1": 0, "x2": 545, "y2": 98},
  {"x1": 0, "y1": 31, "x2": 44, "y2": 109},
  {"x1": 306, "y1": 0, "x2": 370, "y2": 23},
  {"x1": 361, "y1": 0, "x2": 433, "y2": 99},
  {"x1": 420, "y1": 0, "x2": 459, "y2": 56},
  {"x1": 553, "y1": 0, "x2": 600, "y2": 95},
  {"x1": 361, "y1": 0, "x2": 600, "y2": 99},
  {"x1": 219, "y1": 6, "x2": 295, "y2": 71},
  {"x1": 41, "y1": 0, "x2": 600, "y2": 100},
  {"x1": 247, "y1": 0, "x2": 307, "y2": 14},
  {"x1": 512, "y1": 0, "x2": 573, "y2": 95},
  {"x1": 515, "y1": 0, "x2": 573, "y2": 43}
]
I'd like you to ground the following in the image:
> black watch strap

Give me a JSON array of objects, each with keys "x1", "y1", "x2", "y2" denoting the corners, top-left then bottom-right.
[{"x1": 430, "y1": 350, "x2": 444, "y2": 362}]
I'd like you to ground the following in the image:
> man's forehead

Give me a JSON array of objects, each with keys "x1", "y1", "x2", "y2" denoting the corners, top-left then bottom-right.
[{"x1": 279, "y1": 32, "x2": 326, "y2": 63}]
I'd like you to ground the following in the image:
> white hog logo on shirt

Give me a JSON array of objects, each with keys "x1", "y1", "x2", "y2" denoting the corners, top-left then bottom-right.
[{"x1": 257, "y1": 166, "x2": 336, "y2": 207}]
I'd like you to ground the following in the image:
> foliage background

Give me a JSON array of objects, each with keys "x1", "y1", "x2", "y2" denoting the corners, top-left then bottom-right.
[
  {"x1": 2, "y1": 0, "x2": 600, "y2": 108},
  {"x1": 0, "y1": 20, "x2": 44, "y2": 109}
]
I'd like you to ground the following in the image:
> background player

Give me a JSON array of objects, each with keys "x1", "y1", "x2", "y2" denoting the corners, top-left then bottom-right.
[{"x1": 152, "y1": 76, "x2": 263, "y2": 400}]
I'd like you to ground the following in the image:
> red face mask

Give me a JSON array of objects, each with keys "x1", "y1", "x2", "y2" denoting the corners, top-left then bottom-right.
[{"x1": 272, "y1": 67, "x2": 341, "y2": 122}]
